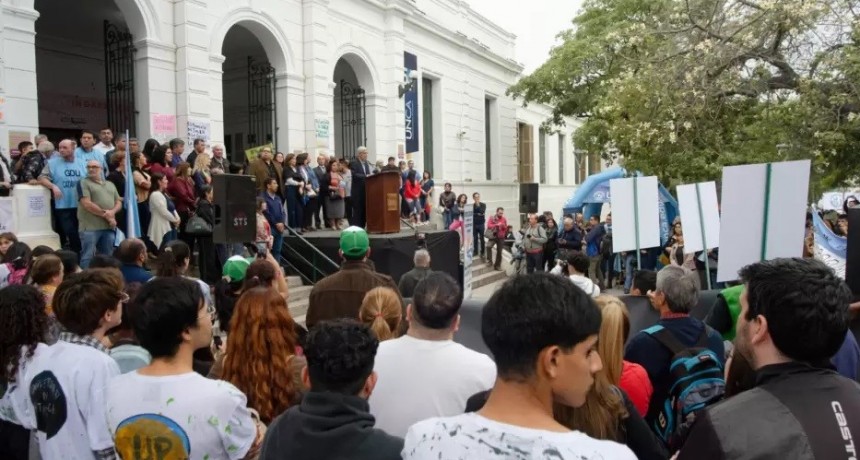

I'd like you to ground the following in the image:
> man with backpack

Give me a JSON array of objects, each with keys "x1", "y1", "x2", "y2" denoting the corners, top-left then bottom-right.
[
  {"x1": 678, "y1": 258, "x2": 860, "y2": 459},
  {"x1": 624, "y1": 265, "x2": 725, "y2": 449}
]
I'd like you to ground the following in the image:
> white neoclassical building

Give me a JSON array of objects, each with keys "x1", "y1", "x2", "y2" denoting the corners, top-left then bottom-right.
[{"x1": 0, "y1": 0, "x2": 603, "y2": 215}]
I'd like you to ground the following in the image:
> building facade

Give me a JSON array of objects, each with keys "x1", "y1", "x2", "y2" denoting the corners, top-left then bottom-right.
[{"x1": 0, "y1": 0, "x2": 593, "y2": 217}]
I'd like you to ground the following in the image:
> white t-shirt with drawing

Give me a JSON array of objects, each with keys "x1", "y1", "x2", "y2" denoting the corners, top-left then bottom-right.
[
  {"x1": 402, "y1": 412, "x2": 636, "y2": 460},
  {"x1": 106, "y1": 371, "x2": 256, "y2": 460}
]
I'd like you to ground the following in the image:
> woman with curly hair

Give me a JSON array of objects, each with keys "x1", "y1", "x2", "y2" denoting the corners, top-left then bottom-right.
[
  {"x1": 220, "y1": 287, "x2": 306, "y2": 423},
  {"x1": 358, "y1": 287, "x2": 402, "y2": 341},
  {"x1": 0, "y1": 284, "x2": 51, "y2": 460}
]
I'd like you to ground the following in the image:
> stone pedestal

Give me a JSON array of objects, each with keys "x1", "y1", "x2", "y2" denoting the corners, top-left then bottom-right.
[{"x1": 6, "y1": 185, "x2": 60, "y2": 249}]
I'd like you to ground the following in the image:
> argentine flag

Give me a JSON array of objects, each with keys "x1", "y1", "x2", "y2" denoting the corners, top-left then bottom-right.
[
  {"x1": 124, "y1": 129, "x2": 141, "y2": 238},
  {"x1": 811, "y1": 208, "x2": 846, "y2": 278}
]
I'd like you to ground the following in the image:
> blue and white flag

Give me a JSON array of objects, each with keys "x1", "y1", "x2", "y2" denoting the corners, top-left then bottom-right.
[
  {"x1": 124, "y1": 129, "x2": 141, "y2": 239},
  {"x1": 811, "y1": 208, "x2": 846, "y2": 278}
]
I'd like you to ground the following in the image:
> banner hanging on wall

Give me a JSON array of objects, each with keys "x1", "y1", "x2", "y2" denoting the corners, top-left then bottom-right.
[{"x1": 404, "y1": 52, "x2": 420, "y2": 154}]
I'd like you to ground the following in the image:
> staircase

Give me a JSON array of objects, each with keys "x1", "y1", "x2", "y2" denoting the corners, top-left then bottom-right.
[
  {"x1": 469, "y1": 260, "x2": 509, "y2": 290},
  {"x1": 286, "y1": 276, "x2": 313, "y2": 325}
]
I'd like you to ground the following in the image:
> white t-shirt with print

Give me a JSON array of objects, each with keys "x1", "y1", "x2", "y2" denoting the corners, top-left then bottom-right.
[
  {"x1": 368, "y1": 335, "x2": 496, "y2": 437},
  {"x1": 402, "y1": 412, "x2": 637, "y2": 460},
  {"x1": 106, "y1": 371, "x2": 256, "y2": 460},
  {"x1": 20, "y1": 340, "x2": 120, "y2": 460},
  {"x1": 0, "y1": 343, "x2": 50, "y2": 426}
]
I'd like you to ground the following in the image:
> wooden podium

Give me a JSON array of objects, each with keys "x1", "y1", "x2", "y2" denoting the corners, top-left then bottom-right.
[{"x1": 366, "y1": 171, "x2": 401, "y2": 234}]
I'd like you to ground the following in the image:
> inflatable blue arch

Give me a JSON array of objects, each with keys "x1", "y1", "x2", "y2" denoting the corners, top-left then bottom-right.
[{"x1": 561, "y1": 166, "x2": 679, "y2": 245}]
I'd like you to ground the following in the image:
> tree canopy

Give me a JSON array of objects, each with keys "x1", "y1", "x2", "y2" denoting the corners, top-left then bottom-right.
[{"x1": 509, "y1": 0, "x2": 860, "y2": 193}]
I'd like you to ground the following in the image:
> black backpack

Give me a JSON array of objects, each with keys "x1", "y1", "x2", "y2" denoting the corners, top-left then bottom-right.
[{"x1": 644, "y1": 325, "x2": 725, "y2": 449}]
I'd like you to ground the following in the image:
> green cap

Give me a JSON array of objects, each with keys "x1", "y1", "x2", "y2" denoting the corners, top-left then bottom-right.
[
  {"x1": 340, "y1": 226, "x2": 370, "y2": 258},
  {"x1": 222, "y1": 255, "x2": 254, "y2": 282}
]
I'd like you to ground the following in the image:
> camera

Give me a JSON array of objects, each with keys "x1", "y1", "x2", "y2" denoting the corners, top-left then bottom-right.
[{"x1": 416, "y1": 232, "x2": 427, "y2": 250}]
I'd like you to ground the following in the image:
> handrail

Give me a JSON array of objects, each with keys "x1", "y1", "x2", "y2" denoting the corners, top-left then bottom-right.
[
  {"x1": 280, "y1": 243, "x2": 330, "y2": 283},
  {"x1": 275, "y1": 250, "x2": 314, "y2": 285},
  {"x1": 285, "y1": 227, "x2": 340, "y2": 270},
  {"x1": 279, "y1": 227, "x2": 341, "y2": 282},
  {"x1": 400, "y1": 217, "x2": 415, "y2": 231}
]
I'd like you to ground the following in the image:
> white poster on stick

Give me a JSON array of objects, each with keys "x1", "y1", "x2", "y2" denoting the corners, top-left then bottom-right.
[
  {"x1": 610, "y1": 176, "x2": 660, "y2": 253},
  {"x1": 717, "y1": 160, "x2": 810, "y2": 282},
  {"x1": 676, "y1": 182, "x2": 720, "y2": 254}
]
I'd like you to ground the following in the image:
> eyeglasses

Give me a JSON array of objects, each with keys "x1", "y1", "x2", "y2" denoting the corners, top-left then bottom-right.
[
  {"x1": 87, "y1": 165, "x2": 102, "y2": 170},
  {"x1": 199, "y1": 302, "x2": 217, "y2": 321}
]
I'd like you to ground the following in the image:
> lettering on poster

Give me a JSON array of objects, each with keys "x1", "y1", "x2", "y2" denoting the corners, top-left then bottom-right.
[
  {"x1": 187, "y1": 120, "x2": 211, "y2": 142},
  {"x1": 151, "y1": 113, "x2": 176, "y2": 137},
  {"x1": 28, "y1": 194, "x2": 48, "y2": 218},
  {"x1": 315, "y1": 118, "x2": 330, "y2": 148}
]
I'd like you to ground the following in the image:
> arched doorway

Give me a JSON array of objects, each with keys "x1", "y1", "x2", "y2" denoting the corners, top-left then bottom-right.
[
  {"x1": 34, "y1": 0, "x2": 139, "y2": 141},
  {"x1": 221, "y1": 24, "x2": 283, "y2": 164},
  {"x1": 333, "y1": 53, "x2": 376, "y2": 160}
]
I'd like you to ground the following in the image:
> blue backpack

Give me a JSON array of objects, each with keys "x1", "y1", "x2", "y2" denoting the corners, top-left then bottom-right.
[{"x1": 644, "y1": 325, "x2": 725, "y2": 449}]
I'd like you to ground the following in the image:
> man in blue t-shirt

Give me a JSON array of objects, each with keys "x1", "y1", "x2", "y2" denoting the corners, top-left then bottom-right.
[
  {"x1": 38, "y1": 139, "x2": 87, "y2": 254},
  {"x1": 75, "y1": 130, "x2": 107, "y2": 176},
  {"x1": 624, "y1": 265, "x2": 725, "y2": 437}
]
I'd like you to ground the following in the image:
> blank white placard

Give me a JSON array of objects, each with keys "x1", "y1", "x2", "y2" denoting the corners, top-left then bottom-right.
[
  {"x1": 610, "y1": 176, "x2": 661, "y2": 253},
  {"x1": 677, "y1": 182, "x2": 721, "y2": 254},
  {"x1": 717, "y1": 160, "x2": 810, "y2": 282}
]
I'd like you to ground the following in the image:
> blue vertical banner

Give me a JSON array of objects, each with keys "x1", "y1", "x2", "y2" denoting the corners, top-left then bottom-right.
[{"x1": 404, "y1": 52, "x2": 420, "y2": 154}]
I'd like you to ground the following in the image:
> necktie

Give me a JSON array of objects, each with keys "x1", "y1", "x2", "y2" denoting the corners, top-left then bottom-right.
[{"x1": 363, "y1": 162, "x2": 369, "y2": 175}]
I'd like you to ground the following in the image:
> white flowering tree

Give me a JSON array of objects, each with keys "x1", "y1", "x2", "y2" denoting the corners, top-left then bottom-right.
[{"x1": 509, "y1": 0, "x2": 860, "y2": 192}]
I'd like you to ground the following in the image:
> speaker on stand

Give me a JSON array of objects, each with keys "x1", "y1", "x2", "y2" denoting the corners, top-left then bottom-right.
[{"x1": 212, "y1": 174, "x2": 257, "y2": 244}]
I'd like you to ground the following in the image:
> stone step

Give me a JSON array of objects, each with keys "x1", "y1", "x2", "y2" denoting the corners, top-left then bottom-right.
[
  {"x1": 470, "y1": 261, "x2": 494, "y2": 277},
  {"x1": 286, "y1": 276, "x2": 303, "y2": 289},
  {"x1": 290, "y1": 298, "x2": 310, "y2": 327},
  {"x1": 471, "y1": 267, "x2": 508, "y2": 290},
  {"x1": 289, "y1": 285, "x2": 313, "y2": 302}
]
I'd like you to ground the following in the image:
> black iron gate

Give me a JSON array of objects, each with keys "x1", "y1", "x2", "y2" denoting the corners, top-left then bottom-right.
[
  {"x1": 248, "y1": 57, "x2": 277, "y2": 150},
  {"x1": 340, "y1": 80, "x2": 366, "y2": 160},
  {"x1": 103, "y1": 20, "x2": 136, "y2": 135}
]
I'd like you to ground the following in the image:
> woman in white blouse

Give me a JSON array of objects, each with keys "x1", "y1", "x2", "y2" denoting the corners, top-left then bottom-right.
[{"x1": 148, "y1": 172, "x2": 180, "y2": 252}]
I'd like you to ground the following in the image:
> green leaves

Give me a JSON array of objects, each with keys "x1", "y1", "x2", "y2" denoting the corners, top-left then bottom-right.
[{"x1": 510, "y1": 0, "x2": 860, "y2": 193}]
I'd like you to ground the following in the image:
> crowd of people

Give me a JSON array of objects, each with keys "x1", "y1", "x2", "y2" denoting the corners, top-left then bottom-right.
[
  {"x1": 1, "y1": 214, "x2": 859, "y2": 460},
  {"x1": 4, "y1": 130, "x2": 860, "y2": 460},
  {"x1": 0, "y1": 129, "x2": 449, "y2": 286}
]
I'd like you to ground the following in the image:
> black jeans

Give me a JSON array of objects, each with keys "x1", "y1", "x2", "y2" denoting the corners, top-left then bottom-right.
[
  {"x1": 473, "y1": 225, "x2": 485, "y2": 256},
  {"x1": 526, "y1": 251, "x2": 544, "y2": 274},
  {"x1": 54, "y1": 207, "x2": 81, "y2": 254}
]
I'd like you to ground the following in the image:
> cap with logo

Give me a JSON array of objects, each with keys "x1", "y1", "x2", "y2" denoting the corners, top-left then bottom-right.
[
  {"x1": 222, "y1": 255, "x2": 254, "y2": 282},
  {"x1": 339, "y1": 226, "x2": 370, "y2": 258}
]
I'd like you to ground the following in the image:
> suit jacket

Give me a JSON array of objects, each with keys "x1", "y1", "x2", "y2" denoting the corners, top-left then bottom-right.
[
  {"x1": 313, "y1": 165, "x2": 326, "y2": 184},
  {"x1": 349, "y1": 159, "x2": 371, "y2": 188},
  {"x1": 250, "y1": 159, "x2": 283, "y2": 193}
]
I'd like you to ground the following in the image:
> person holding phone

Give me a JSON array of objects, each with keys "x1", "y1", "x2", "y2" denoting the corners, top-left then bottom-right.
[{"x1": 520, "y1": 213, "x2": 548, "y2": 273}]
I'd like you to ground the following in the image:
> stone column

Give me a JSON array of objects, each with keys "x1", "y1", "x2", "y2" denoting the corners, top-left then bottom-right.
[
  {"x1": 173, "y1": 0, "x2": 214, "y2": 144},
  {"x1": 0, "y1": 2, "x2": 39, "y2": 151},
  {"x1": 134, "y1": 38, "x2": 178, "y2": 141},
  {"x1": 301, "y1": 0, "x2": 334, "y2": 157}
]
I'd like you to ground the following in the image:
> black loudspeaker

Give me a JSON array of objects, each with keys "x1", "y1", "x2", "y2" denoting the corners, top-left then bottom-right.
[
  {"x1": 213, "y1": 174, "x2": 257, "y2": 244},
  {"x1": 519, "y1": 183, "x2": 539, "y2": 214}
]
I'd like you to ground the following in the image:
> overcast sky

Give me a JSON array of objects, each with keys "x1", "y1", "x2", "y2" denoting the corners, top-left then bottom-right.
[{"x1": 465, "y1": 0, "x2": 584, "y2": 74}]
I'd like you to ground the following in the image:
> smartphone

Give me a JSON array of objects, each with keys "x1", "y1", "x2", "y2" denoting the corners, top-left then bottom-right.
[{"x1": 255, "y1": 241, "x2": 268, "y2": 259}]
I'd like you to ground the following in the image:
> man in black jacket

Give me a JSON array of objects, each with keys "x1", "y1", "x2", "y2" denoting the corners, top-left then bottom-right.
[
  {"x1": 556, "y1": 216, "x2": 583, "y2": 261},
  {"x1": 678, "y1": 258, "x2": 860, "y2": 460},
  {"x1": 349, "y1": 147, "x2": 372, "y2": 227},
  {"x1": 260, "y1": 319, "x2": 403, "y2": 460}
]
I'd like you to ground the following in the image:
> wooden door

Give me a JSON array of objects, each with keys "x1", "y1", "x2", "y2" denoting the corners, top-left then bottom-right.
[{"x1": 517, "y1": 122, "x2": 534, "y2": 183}]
